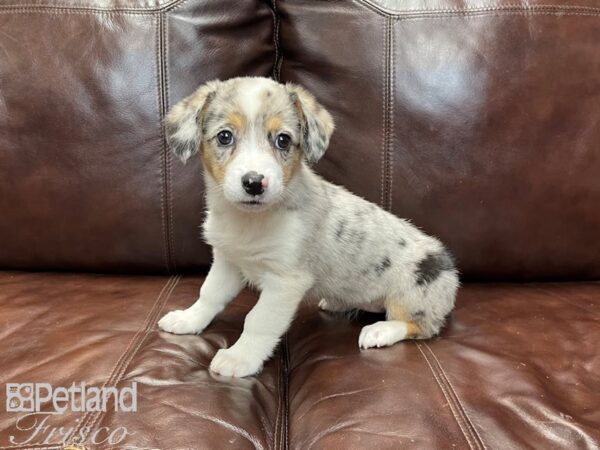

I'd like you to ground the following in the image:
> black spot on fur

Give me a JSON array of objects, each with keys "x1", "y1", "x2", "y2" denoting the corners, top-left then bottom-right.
[
  {"x1": 374, "y1": 256, "x2": 391, "y2": 276},
  {"x1": 335, "y1": 220, "x2": 347, "y2": 240},
  {"x1": 415, "y1": 250, "x2": 455, "y2": 286},
  {"x1": 355, "y1": 230, "x2": 367, "y2": 246},
  {"x1": 398, "y1": 238, "x2": 407, "y2": 247}
]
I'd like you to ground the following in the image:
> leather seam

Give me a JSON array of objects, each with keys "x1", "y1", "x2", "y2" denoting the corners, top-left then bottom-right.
[
  {"x1": 391, "y1": 9, "x2": 600, "y2": 19},
  {"x1": 387, "y1": 16, "x2": 395, "y2": 212},
  {"x1": 156, "y1": 13, "x2": 174, "y2": 274},
  {"x1": 274, "y1": 349, "x2": 282, "y2": 449},
  {"x1": 3, "y1": 3, "x2": 600, "y2": 17},
  {"x1": 356, "y1": 1, "x2": 600, "y2": 17},
  {"x1": 155, "y1": 14, "x2": 170, "y2": 274},
  {"x1": 163, "y1": 12, "x2": 176, "y2": 272},
  {"x1": 38, "y1": 275, "x2": 180, "y2": 447},
  {"x1": 416, "y1": 343, "x2": 476, "y2": 449},
  {"x1": 424, "y1": 343, "x2": 488, "y2": 450},
  {"x1": 0, "y1": 0, "x2": 190, "y2": 13},
  {"x1": 379, "y1": 16, "x2": 389, "y2": 208},
  {"x1": 416, "y1": 343, "x2": 485, "y2": 450},
  {"x1": 69, "y1": 275, "x2": 181, "y2": 445},
  {"x1": 283, "y1": 333, "x2": 290, "y2": 450},
  {"x1": 269, "y1": 0, "x2": 282, "y2": 81},
  {"x1": 83, "y1": 277, "x2": 180, "y2": 437}
]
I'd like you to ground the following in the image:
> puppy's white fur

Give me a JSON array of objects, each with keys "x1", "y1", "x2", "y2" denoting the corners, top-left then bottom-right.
[{"x1": 158, "y1": 77, "x2": 458, "y2": 377}]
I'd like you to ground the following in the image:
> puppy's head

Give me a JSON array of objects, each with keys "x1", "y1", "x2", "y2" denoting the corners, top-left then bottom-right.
[{"x1": 165, "y1": 77, "x2": 334, "y2": 211}]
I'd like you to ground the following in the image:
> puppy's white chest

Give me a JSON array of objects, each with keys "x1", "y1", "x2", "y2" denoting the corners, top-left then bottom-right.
[{"x1": 204, "y1": 209, "x2": 302, "y2": 281}]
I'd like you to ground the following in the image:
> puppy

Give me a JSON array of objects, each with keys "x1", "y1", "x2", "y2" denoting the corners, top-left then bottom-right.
[{"x1": 158, "y1": 77, "x2": 458, "y2": 377}]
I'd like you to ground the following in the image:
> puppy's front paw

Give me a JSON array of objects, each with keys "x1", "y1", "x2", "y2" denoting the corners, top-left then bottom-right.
[
  {"x1": 158, "y1": 309, "x2": 209, "y2": 335},
  {"x1": 209, "y1": 348, "x2": 263, "y2": 378}
]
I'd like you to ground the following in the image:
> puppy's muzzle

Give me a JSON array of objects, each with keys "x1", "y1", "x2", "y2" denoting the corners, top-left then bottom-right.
[{"x1": 242, "y1": 171, "x2": 267, "y2": 196}]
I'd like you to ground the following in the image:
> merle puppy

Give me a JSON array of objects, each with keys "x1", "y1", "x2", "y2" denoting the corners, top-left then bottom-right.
[{"x1": 158, "y1": 77, "x2": 458, "y2": 377}]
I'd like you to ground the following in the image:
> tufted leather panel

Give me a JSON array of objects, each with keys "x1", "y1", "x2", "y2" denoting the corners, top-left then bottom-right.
[
  {"x1": 278, "y1": 0, "x2": 600, "y2": 281},
  {"x1": 0, "y1": 0, "x2": 274, "y2": 274}
]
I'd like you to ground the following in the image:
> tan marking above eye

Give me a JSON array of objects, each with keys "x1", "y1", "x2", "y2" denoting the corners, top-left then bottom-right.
[
  {"x1": 265, "y1": 116, "x2": 284, "y2": 134},
  {"x1": 226, "y1": 112, "x2": 246, "y2": 131}
]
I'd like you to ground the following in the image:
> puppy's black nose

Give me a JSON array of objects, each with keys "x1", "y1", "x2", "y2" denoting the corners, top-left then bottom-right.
[{"x1": 242, "y1": 171, "x2": 265, "y2": 196}]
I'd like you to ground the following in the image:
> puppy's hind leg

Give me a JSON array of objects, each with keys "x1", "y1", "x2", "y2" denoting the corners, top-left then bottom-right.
[{"x1": 358, "y1": 296, "x2": 424, "y2": 349}]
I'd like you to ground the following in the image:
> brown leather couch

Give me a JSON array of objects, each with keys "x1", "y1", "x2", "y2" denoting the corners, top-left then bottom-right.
[{"x1": 1, "y1": 0, "x2": 599, "y2": 449}]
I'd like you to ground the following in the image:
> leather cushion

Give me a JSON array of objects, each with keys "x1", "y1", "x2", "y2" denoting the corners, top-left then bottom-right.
[
  {"x1": 1, "y1": 272, "x2": 598, "y2": 449},
  {"x1": 0, "y1": 0, "x2": 274, "y2": 274},
  {"x1": 278, "y1": 0, "x2": 600, "y2": 281}
]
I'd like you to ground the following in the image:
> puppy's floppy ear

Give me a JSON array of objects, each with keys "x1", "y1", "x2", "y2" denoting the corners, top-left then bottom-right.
[
  {"x1": 165, "y1": 80, "x2": 220, "y2": 163},
  {"x1": 286, "y1": 83, "x2": 334, "y2": 164}
]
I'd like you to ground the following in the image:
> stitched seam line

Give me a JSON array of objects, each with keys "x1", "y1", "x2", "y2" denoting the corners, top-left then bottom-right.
[
  {"x1": 379, "y1": 17, "x2": 389, "y2": 208},
  {"x1": 79, "y1": 275, "x2": 181, "y2": 439},
  {"x1": 356, "y1": 1, "x2": 600, "y2": 17},
  {"x1": 156, "y1": 14, "x2": 170, "y2": 274},
  {"x1": 66, "y1": 275, "x2": 179, "y2": 444},
  {"x1": 391, "y1": 9, "x2": 600, "y2": 20},
  {"x1": 156, "y1": 13, "x2": 174, "y2": 274},
  {"x1": 269, "y1": 0, "x2": 282, "y2": 81},
  {"x1": 416, "y1": 343, "x2": 483, "y2": 450},
  {"x1": 274, "y1": 350, "x2": 282, "y2": 449},
  {"x1": 2, "y1": 0, "x2": 599, "y2": 14},
  {"x1": 38, "y1": 275, "x2": 180, "y2": 446},
  {"x1": 0, "y1": 0, "x2": 189, "y2": 13},
  {"x1": 424, "y1": 343, "x2": 488, "y2": 450},
  {"x1": 67, "y1": 275, "x2": 180, "y2": 446},
  {"x1": 3, "y1": 8, "x2": 600, "y2": 18},
  {"x1": 386, "y1": 17, "x2": 394, "y2": 212},
  {"x1": 163, "y1": 12, "x2": 176, "y2": 273},
  {"x1": 283, "y1": 333, "x2": 290, "y2": 450}
]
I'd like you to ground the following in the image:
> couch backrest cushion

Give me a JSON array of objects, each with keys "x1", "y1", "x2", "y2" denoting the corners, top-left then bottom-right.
[
  {"x1": 2, "y1": 0, "x2": 600, "y2": 281},
  {"x1": 279, "y1": 0, "x2": 600, "y2": 281},
  {"x1": 0, "y1": 0, "x2": 275, "y2": 273}
]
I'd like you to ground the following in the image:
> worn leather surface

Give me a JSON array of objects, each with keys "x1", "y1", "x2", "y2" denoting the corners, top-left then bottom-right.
[
  {"x1": 0, "y1": 272, "x2": 598, "y2": 449},
  {"x1": 0, "y1": 272, "x2": 281, "y2": 449},
  {"x1": 278, "y1": 0, "x2": 600, "y2": 281},
  {"x1": 1, "y1": 2, "x2": 599, "y2": 448},
  {"x1": 288, "y1": 283, "x2": 600, "y2": 449},
  {"x1": 0, "y1": 0, "x2": 274, "y2": 274}
]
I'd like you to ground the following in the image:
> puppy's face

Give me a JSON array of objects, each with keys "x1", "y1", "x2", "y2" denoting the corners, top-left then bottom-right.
[{"x1": 166, "y1": 77, "x2": 334, "y2": 211}]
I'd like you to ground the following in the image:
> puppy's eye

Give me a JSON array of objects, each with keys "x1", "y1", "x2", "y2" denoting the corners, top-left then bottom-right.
[
  {"x1": 216, "y1": 130, "x2": 234, "y2": 146},
  {"x1": 275, "y1": 133, "x2": 292, "y2": 151}
]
